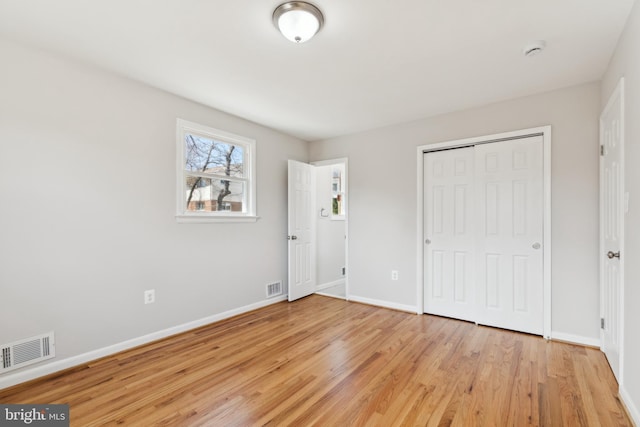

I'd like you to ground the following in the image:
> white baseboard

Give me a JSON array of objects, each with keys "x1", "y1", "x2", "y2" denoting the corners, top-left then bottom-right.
[
  {"x1": 316, "y1": 279, "x2": 345, "y2": 291},
  {"x1": 347, "y1": 295, "x2": 418, "y2": 314},
  {"x1": 550, "y1": 331, "x2": 601, "y2": 347},
  {"x1": 620, "y1": 385, "x2": 640, "y2": 426},
  {"x1": 315, "y1": 292, "x2": 346, "y2": 300},
  {"x1": 0, "y1": 296, "x2": 287, "y2": 391}
]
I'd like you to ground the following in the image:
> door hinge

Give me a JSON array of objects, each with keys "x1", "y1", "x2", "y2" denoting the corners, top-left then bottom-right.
[
  {"x1": 601, "y1": 318, "x2": 605, "y2": 329},
  {"x1": 600, "y1": 145, "x2": 605, "y2": 156}
]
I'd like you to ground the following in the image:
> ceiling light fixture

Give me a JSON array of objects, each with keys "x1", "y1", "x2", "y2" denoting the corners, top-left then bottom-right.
[{"x1": 273, "y1": 2, "x2": 324, "y2": 43}]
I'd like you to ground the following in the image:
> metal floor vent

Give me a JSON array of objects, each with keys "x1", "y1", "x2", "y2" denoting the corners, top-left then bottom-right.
[
  {"x1": 266, "y1": 281, "x2": 283, "y2": 298},
  {"x1": 1, "y1": 332, "x2": 55, "y2": 374}
]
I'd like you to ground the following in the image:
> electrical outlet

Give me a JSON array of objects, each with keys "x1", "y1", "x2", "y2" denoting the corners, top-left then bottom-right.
[
  {"x1": 144, "y1": 289, "x2": 155, "y2": 304},
  {"x1": 391, "y1": 270, "x2": 399, "y2": 281}
]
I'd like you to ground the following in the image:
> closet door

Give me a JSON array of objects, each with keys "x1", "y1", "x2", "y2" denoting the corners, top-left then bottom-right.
[
  {"x1": 423, "y1": 147, "x2": 476, "y2": 322},
  {"x1": 475, "y1": 136, "x2": 544, "y2": 335}
]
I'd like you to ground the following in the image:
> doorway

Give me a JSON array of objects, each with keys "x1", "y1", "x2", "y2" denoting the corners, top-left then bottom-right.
[
  {"x1": 417, "y1": 127, "x2": 552, "y2": 338},
  {"x1": 287, "y1": 158, "x2": 348, "y2": 301},
  {"x1": 313, "y1": 160, "x2": 347, "y2": 299}
]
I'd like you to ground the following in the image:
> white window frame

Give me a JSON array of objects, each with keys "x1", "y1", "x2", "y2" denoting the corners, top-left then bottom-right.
[{"x1": 176, "y1": 119, "x2": 257, "y2": 223}]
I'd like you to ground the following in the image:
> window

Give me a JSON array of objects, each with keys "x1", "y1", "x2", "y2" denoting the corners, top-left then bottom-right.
[
  {"x1": 176, "y1": 119, "x2": 257, "y2": 223},
  {"x1": 331, "y1": 164, "x2": 345, "y2": 219}
]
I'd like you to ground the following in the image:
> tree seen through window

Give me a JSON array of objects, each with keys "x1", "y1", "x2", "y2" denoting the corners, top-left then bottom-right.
[{"x1": 184, "y1": 134, "x2": 245, "y2": 212}]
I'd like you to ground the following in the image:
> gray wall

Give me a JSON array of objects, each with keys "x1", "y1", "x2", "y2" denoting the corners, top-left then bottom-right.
[
  {"x1": 601, "y1": 0, "x2": 640, "y2": 420},
  {"x1": 310, "y1": 82, "x2": 601, "y2": 341},
  {"x1": 0, "y1": 38, "x2": 308, "y2": 374}
]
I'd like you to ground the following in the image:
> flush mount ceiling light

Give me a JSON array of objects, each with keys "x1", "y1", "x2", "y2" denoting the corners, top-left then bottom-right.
[{"x1": 273, "y1": 2, "x2": 324, "y2": 43}]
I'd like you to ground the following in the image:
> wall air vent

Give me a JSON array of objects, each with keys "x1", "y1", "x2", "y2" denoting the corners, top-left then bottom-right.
[
  {"x1": 266, "y1": 281, "x2": 283, "y2": 298},
  {"x1": 0, "y1": 332, "x2": 55, "y2": 374}
]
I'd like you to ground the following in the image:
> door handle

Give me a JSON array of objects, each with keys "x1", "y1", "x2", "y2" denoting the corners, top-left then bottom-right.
[
  {"x1": 532, "y1": 242, "x2": 541, "y2": 250},
  {"x1": 288, "y1": 235, "x2": 298, "y2": 240},
  {"x1": 607, "y1": 251, "x2": 620, "y2": 259}
]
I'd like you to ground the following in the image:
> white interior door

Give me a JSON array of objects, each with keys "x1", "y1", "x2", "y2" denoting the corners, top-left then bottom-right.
[
  {"x1": 423, "y1": 147, "x2": 476, "y2": 322},
  {"x1": 423, "y1": 136, "x2": 544, "y2": 335},
  {"x1": 288, "y1": 160, "x2": 317, "y2": 301},
  {"x1": 475, "y1": 136, "x2": 544, "y2": 335},
  {"x1": 600, "y1": 79, "x2": 624, "y2": 382}
]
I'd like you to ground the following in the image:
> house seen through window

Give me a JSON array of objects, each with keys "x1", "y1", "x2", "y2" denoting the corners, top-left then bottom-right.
[{"x1": 176, "y1": 119, "x2": 256, "y2": 222}]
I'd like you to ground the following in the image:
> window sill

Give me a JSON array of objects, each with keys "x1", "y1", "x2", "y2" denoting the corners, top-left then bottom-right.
[{"x1": 176, "y1": 214, "x2": 259, "y2": 224}]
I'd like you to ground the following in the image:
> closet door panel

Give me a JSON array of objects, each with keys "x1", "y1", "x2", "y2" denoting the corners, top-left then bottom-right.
[
  {"x1": 424, "y1": 147, "x2": 476, "y2": 322},
  {"x1": 475, "y1": 136, "x2": 544, "y2": 335}
]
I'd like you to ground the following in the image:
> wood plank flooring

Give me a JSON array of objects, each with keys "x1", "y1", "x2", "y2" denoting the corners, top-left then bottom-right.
[{"x1": 0, "y1": 295, "x2": 632, "y2": 426}]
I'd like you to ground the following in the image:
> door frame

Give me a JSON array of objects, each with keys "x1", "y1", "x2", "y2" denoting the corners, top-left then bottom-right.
[
  {"x1": 416, "y1": 126, "x2": 552, "y2": 339},
  {"x1": 311, "y1": 158, "x2": 349, "y2": 300},
  {"x1": 599, "y1": 77, "x2": 625, "y2": 384}
]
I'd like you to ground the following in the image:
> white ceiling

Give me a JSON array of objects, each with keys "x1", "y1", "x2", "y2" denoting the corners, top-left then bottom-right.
[{"x1": 0, "y1": 0, "x2": 635, "y2": 141}]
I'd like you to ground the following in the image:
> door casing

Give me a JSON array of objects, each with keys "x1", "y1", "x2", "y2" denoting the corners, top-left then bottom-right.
[{"x1": 416, "y1": 126, "x2": 552, "y2": 339}]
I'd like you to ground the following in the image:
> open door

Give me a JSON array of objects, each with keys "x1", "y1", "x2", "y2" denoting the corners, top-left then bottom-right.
[
  {"x1": 600, "y1": 78, "x2": 625, "y2": 382},
  {"x1": 288, "y1": 160, "x2": 317, "y2": 301}
]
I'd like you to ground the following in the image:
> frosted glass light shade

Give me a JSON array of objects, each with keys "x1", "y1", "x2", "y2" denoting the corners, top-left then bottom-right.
[{"x1": 273, "y1": 2, "x2": 324, "y2": 43}]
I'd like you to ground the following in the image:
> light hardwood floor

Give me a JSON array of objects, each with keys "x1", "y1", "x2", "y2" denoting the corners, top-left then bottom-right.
[{"x1": 0, "y1": 295, "x2": 632, "y2": 426}]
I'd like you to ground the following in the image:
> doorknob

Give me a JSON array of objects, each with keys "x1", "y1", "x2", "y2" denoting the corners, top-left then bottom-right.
[
  {"x1": 288, "y1": 235, "x2": 298, "y2": 240},
  {"x1": 532, "y1": 242, "x2": 541, "y2": 250},
  {"x1": 607, "y1": 251, "x2": 620, "y2": 259}
]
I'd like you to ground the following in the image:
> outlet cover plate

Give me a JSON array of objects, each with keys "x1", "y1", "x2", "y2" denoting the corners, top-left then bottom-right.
[{"x1": 144, "y1": 289, "x2": 155, "y2": 304}]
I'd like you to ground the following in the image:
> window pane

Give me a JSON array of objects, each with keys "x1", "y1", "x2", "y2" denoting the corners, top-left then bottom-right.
[
  {"x1": 185, "y1": 176, "x2": 245, "y2": 212},
  {"x1": 184, "y1": 134, "x2": 244, "y2": 178}
]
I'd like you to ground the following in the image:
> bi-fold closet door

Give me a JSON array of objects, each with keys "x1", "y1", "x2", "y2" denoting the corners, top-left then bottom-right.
[{"x1": 423, "y1": 136, "x2": 544, "y2": 335}]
